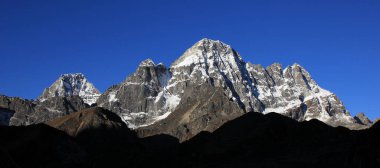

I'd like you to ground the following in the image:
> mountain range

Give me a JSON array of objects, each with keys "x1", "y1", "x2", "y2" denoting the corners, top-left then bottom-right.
[
  {"x1": 0, "y1": 38, "x2": 378, "y2": 167},
  {"x1": 0, "y1": 39, "x2": 373, "y2": 134}
]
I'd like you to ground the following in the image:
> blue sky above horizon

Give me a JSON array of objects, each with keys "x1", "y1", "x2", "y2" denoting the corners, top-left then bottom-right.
[{"x1": 1, "y1": 0, "x2": 379, "y2": 119}]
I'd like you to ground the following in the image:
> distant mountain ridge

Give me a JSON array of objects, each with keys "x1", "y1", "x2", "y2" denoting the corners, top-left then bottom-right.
[{"x1": 0, "y1": 39, "x2": 373, "y2": 139}]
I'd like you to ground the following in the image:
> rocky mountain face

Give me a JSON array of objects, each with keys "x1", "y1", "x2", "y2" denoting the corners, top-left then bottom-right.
[
  {"x1": 354, "y1": 112, "x2": 373, "y2": 126},
  {"x1": 0, "y1": 108, "x2": 13, "y2": 126},
  {"x1": 39, "y1": 73, "x2": 101, "y2": 105},
  {"x1": 97, "y1": 38, "x2": 367, "y2": 141},
  {"x1": 0, "y1": 73, "x2": 100, "y2": 126},
  {"x1": 137, "y1": 83, "x2": 246, "y2": 141},
  {"x1": 19, "y1": 96, "x2": 89, "y2": 125},
  {"x1": 97, "y1": 59, "x2": 174, "y2": 128},
  {"x1": 0, "y1": 95, "x2": 89, "y2": 126},
  {"x1": 0, "y1": 95, "x2": 34, "y2": 126},
  {"x1": 247, "y1": 62, "x2": 359, "y2": 128}
]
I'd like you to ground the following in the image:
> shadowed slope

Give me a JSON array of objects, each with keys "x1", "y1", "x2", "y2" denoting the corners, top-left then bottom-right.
[
  {"x1": 48, "y1": 107, "x2": 127, "y2": 136},
  {"x1": 178, "y1": 112, "x2": 362, "y2": 167},
  {"x1": 0, "y1": 124, "x2": 88, "y2": 168},
  {"x1": 1, "y1": 108, "x2": 379, "y2": 168}
]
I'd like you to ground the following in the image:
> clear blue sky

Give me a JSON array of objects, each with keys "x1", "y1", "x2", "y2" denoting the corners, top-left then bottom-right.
[{"x1": 1, "y1": 0, "x2": 379, "y2": 119}]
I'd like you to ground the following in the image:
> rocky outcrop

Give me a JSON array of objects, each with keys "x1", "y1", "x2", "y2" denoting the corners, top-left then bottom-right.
[
  {"x1": 20, "y1": 96, "x2": 89, "y2": 125},
  {"x1": 97, "y1": 59, "x2": 174, "y2": 128},
  {"x1": 354, "y1": 112, "x2": 373, "y2": 126},
  {"x1": 0, "y1": 108, "x2": 14, "y2": 126},
  {"x1": 0, "y1": 95, "x2": 35, "y2": 126},
  {"x1": 0, "y1": 94, "x2": 88, "y2": 126}
]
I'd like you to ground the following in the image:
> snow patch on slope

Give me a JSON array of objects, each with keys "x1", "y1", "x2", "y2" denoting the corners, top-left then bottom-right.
[
  {"x1": 165, "y1": 94, "x2": 181, "y2": 111},
  {"x1": 108, "y1": 91, "x2": 118, "y2": 103}
]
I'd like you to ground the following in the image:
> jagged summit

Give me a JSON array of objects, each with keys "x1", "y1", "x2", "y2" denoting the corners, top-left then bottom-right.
[
  {"x1": 97, "y1": 58, "x2": 174, "y2": 128},
  {"x1": 139, "y1": 58, "x2": 155, "y2": 67},
  {"x1": 193, "y1": 38, "x2": 227, "y2": 47},
  {"x1": 38, "y1": 73, "x2": 101, "y2": 105},
  {"x1": 169, "y1": 38, "x2": 261, "y2": 112},
  {"x1": 354, "y1": 112, "x2": 373, "y2": 126},
  {"x1": 172, "y1": 38, "x2": 244, "y2": 69},
  {"x1": 291, "y1": 62, "x2": 302, "y2": 67},
  {"x1": 60, "y1": 73, "x2": 85, "y2": 78},
  {"x1": 249, "y1": 61, "x2": 354, "y2": 127}
]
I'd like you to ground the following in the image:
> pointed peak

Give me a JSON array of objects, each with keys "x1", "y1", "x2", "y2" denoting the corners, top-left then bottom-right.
[
  {"x1": 139, "y1": 59, "x2": 155, "y2": 67},
  {"x1": 283, "y1": 63, "x2": 309, "y2": 74},
  {"x1": 290, "y1": 64, "x2": 314, "y2": 78},
  {"x1": 246, "y1": 61, "x2": 254, "y2": 67},
  {"x1": 199, "y1": 38, "x2": 212, "y2": 42},
  {"x1": 156, "y1": 62, "x2": 167, "y2": 68},
  {"x1": 172, "y1": 38, "x2": 241, "y2": 68},
  {"x1": 291, "y1": 63, "x2": 304, "y2": 69},
  {"x1": 267, "y1": 63, "x2": 283, "y2": 70},
  {"x1": 60, "y1": 73, "x2": 85, "y2": 78},
  {"x1": 246, "y1": 62, "x2": 264, "y2": 69},
  {"x1": 59, "y1": 73, "x2": 86, "y2": 81},
  {"x1": 356, "y1": 112, "x2": 367, "y2": 117},
  {"x1": 198, "y1": 38, "x2": 218, "y2": 43},
  {"x1": 354, "y1": 112, "x2": 373, "y2": 126},
  {"x1": 194, "y1": 38, "x2": 230, "y2": 48}
]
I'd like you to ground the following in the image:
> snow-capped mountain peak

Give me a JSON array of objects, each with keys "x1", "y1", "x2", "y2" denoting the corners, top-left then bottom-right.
[
  {"x1": 172, "y1": 38, "x2": 244, "y2": 70},
  {"x1": 39, "y1": 73, "x2": 101, "y2": 105},
  {"x1": 169, "y1": 38, "x2": 262, "y2": 112}
]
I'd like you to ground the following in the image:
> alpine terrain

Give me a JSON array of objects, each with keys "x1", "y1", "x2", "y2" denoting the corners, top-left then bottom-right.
[
  {"x1": 0, "y1": 73, "x2": 101, "y2": 126},
  {"x1": 0, "y1": 38, "x2": 378, "y2": 168},
  {"x1": 96, "y1": 38, "x2": 367, "y2": 141}
]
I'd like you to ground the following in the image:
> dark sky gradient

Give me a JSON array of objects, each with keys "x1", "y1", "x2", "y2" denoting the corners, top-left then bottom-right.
[{"x1": 1, "y1": 0, "x2": 379, "y2": 119}]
